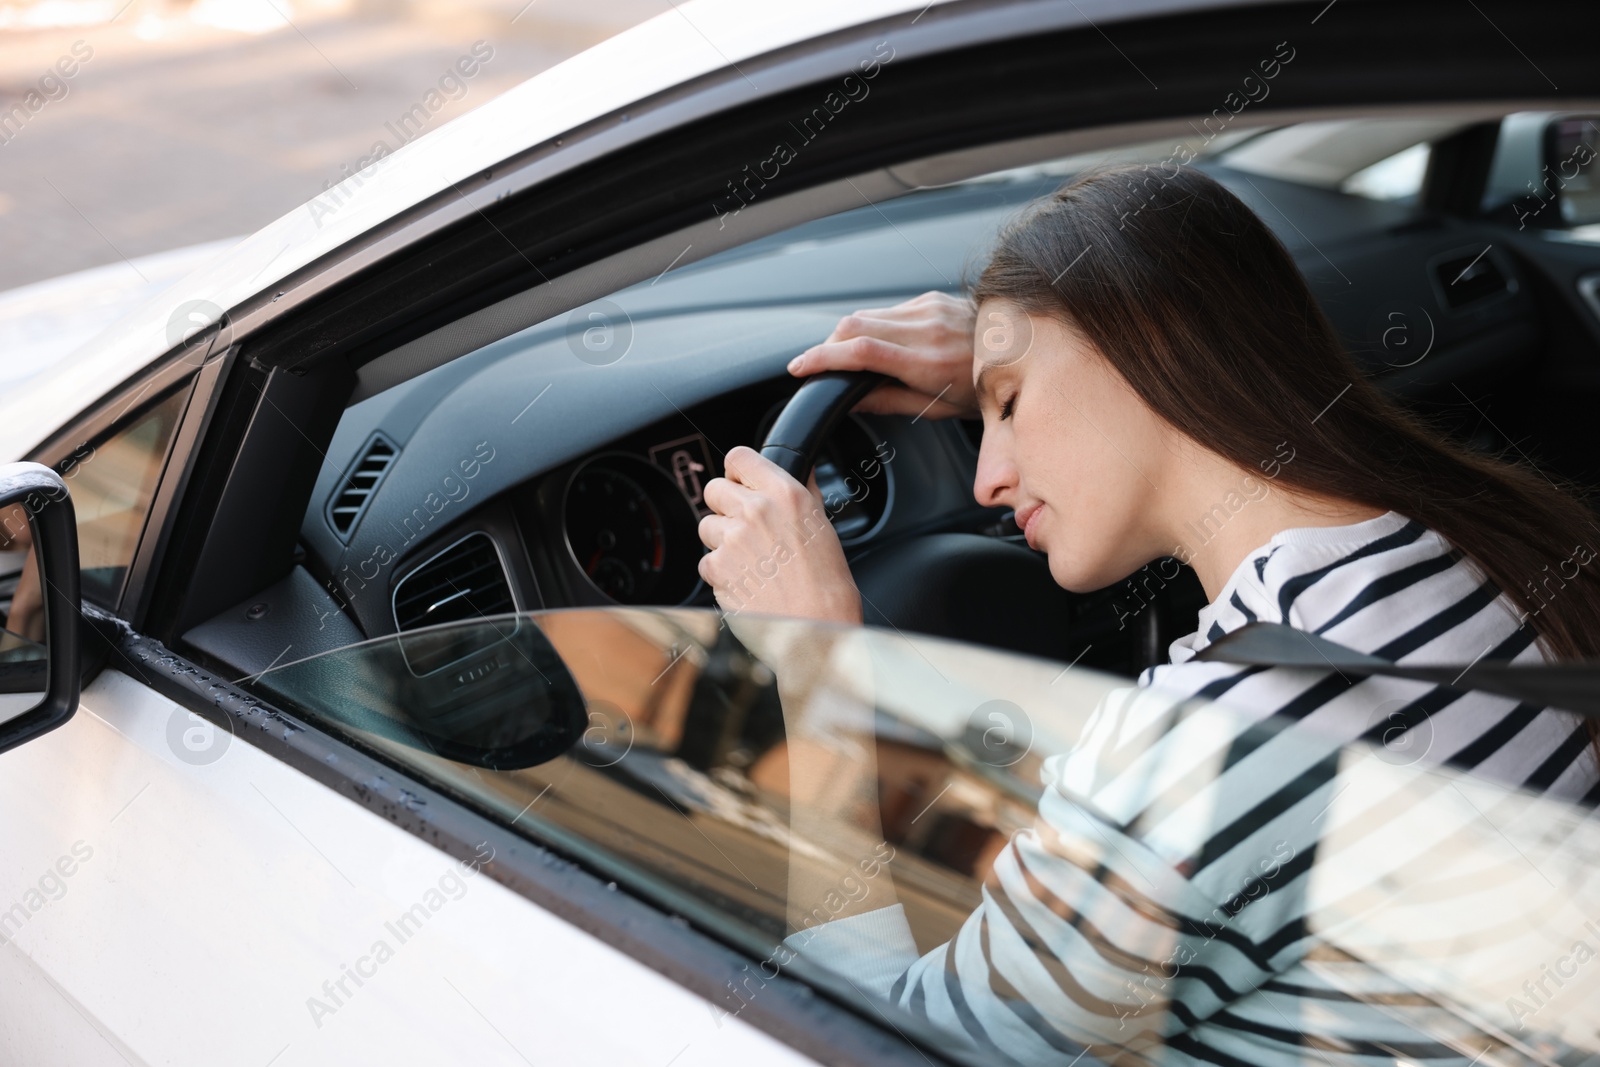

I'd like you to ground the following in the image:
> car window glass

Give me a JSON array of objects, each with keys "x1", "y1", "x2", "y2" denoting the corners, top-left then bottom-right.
[
  {"x1": 1215, "y1": 117, "x2": 1450, "y2": 194},
  {"x1": 67, "y1": 388, "x2": 188, "y2": 606},
  {"x1": 1340, "y1": 140, "x2": 1430, "y2": 202},
  {"x1": 247, "y1": 607, "x2": 1600, "y2": 1067},
  {"x1": 1481, "y1": 111, "x2": 1560, "y2": 217},
  {"x1": 953, "y1": 127, "x2": 1267, "y2": 187}
]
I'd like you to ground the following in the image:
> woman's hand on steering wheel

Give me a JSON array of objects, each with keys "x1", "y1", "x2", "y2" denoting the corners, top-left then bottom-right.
[
  {"x1": 697, "y1": 446, "x2": 863, "y2": 626},
  {"x1": 787, "y1": 291, "x2": 978, "y2": 419},
  {"x1": 702, "y1": 291, "x2": 975, "y2": 624}
]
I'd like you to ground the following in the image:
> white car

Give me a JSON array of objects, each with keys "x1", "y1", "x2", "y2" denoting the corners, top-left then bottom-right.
[{"x1": 3, "y1": 0, "x2": 1600, "y2": 1064}]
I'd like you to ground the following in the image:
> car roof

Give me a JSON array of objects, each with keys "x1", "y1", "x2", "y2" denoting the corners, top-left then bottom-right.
[{"x1": 0, "y1": 0, "x2": 1226, "y2": 462}]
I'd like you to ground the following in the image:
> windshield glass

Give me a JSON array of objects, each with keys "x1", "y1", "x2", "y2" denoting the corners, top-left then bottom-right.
[{"x1": 248, "y1": 606, "x2": 1600, "y2": 1067}]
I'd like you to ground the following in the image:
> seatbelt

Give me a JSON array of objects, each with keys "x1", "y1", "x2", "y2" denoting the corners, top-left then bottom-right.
[{"x1": 1192, "y1": 622, "x2": 1600, "y2": 719}]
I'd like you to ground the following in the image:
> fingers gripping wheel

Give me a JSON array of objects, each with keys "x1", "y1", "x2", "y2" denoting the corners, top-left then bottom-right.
[{"x1": 758, "y1": 371, "x2": 887, "y2": 482}]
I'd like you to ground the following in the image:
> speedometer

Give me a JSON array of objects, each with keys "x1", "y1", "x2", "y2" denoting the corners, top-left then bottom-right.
[
  {"x1": 568, "y1": 467, "x2": 663, "y2": 600},
  {"x1": 562, "y1": 454, "x2": 702, "y2": 605}
]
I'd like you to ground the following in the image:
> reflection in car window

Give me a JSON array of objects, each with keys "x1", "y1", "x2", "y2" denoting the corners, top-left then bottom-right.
[
  {"x1": 66, "y1": 388, "x2": 188, "y2": 606},
  {"x1": 248, "y1": 608, "x2": 1600, "y2": 1067}
]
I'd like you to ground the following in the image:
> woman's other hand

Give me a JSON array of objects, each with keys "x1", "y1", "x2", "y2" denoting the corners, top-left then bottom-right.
[
  {"x1": 698, "y1": 446, "x2": 863, "y2": 626},
  {"x1": 788, "y1": 291, "x2": 978, "y2": 419}
]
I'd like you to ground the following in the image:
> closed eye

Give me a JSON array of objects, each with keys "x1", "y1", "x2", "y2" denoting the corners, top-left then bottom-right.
[{"x1": 999, "y1": 394, "x2": 1017, "y2": 421}]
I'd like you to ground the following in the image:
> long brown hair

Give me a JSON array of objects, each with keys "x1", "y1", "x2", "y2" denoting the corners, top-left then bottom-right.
[{"x1": 973, "y1": 161, "x2": 1600, "y2": 746}]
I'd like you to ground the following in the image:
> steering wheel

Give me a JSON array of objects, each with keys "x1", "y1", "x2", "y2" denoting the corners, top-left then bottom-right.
[{"x1": 758, "y1": 371, "x2": 886, "y2": 481}]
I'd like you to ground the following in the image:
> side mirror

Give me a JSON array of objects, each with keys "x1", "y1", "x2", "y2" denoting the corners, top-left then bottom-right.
[
  {"x1": 0, "y1": 463, "x2": 80, "y2": 755},
  {"x1": 1541, "y1": 114, "x2": 1600, "y2": 228}
]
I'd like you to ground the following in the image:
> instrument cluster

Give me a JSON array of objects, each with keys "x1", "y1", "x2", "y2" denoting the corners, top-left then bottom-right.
[{"x1": 530, "y1": 381, "x2": 895, "y2": 609}]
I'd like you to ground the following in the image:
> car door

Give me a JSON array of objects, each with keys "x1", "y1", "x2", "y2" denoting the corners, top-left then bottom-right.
[
  {"x1": 0, "y1": 366, "x2": 834, "y2": 1066},
  {"x1": 3, "y1": 1, "x2": 1599, "y2": 1064}
]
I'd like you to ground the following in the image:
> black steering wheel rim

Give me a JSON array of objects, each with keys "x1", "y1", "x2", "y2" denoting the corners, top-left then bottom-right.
[{"x1": 758, "y1": 370, "x2": 887, "y2": 482}]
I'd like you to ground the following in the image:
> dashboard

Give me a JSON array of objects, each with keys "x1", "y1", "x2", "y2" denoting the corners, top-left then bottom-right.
[
  {"x1": 298, "y1": 343, "x2": 993, "y2": 647},
  {"x1": 518, "y1": 376, "x2": 905, "y2": 613}
]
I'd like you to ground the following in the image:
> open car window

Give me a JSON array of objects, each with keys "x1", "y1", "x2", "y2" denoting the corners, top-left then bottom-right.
[
  {"x1": 192, "y1": 108, "x2": 1600, "y2": 1064},
  {"x1": 244, "y1": 606, "x2": 1600, "y2": 1067}
]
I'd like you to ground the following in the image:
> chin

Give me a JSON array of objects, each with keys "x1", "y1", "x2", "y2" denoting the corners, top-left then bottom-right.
[
  {"x1": 1044, "y1": 550, "x2": 1113, "y2": 594},
  {"x1": 1044, "y1": 534, "x2": 1150, "y2": 593}
]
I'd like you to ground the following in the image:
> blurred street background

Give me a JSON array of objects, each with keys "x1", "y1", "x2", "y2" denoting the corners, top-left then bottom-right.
[{"x1": 0, "y1": 0, "x2": 662, "y2": 291}]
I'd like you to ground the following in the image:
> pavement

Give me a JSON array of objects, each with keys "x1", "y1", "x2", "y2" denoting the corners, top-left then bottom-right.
[{"x1": 0, "y1": 0, "x2": 665, "y2": 293}]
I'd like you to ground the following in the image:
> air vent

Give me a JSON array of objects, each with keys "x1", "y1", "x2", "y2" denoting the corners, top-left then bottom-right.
[
  {"x1": 1434, "y1": 248, "x2": 1508, "y2": 309},
  {"x1": 326, "y1": 433, "x2": 398, "y2": 541},
  {"x1": 392, "y1": 533, "x2": 517, "y2": 673}
]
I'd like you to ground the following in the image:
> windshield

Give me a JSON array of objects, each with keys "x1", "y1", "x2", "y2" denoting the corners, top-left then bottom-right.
[{"x1": 247, "y1": 606, "x2": 1600, "y2": 1067}]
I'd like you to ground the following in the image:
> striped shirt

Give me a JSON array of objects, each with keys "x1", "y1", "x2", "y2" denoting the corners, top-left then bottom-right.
[{"x1": 790, "y1": 511, "x2": 1600, "y2": 1066}]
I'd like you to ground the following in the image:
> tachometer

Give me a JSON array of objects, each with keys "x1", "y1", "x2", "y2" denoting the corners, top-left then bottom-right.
[
  {"x1": 754, "y1": 402, "x2": 894, "y2": 545},
  {"x1": 562, "y1": 454, "x2": 702, "y2": 605}
]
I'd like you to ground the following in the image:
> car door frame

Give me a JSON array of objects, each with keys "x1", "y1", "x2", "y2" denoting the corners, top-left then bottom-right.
[{"x1": 22, "y1": 0, "x2": 1600, "y2": 1062}]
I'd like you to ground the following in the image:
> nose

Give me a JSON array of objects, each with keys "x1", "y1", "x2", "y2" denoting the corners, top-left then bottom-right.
[{"x1": 972, "y1": 431, "x2": 1018, "y2": 509}]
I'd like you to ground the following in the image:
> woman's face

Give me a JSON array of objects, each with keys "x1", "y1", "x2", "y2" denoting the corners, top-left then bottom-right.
[{"x1": 971, "y1": 299, "x2": 1181, "y2": 592}]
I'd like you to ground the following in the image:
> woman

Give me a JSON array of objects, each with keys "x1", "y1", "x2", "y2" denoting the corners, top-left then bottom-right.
[{"x1": 696, "y1": 163, "x2": 1600, "y2": 1064}]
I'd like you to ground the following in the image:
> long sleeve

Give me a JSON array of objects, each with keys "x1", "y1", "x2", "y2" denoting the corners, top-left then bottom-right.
[
  {"x1": 875, "y1": 678, "x2": 1310, "y2": 1066},
  {"x1": 783, "y1": 902, "x2": 921, "y2": 999},
  {"x1": 781, "y1": 513, "x2": 1600, "y2": 1066}
]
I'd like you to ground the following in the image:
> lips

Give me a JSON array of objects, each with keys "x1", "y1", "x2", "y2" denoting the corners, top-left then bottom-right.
[{"x1": 1016, "y1": 502, "x2": 1044, "y2": 549}]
